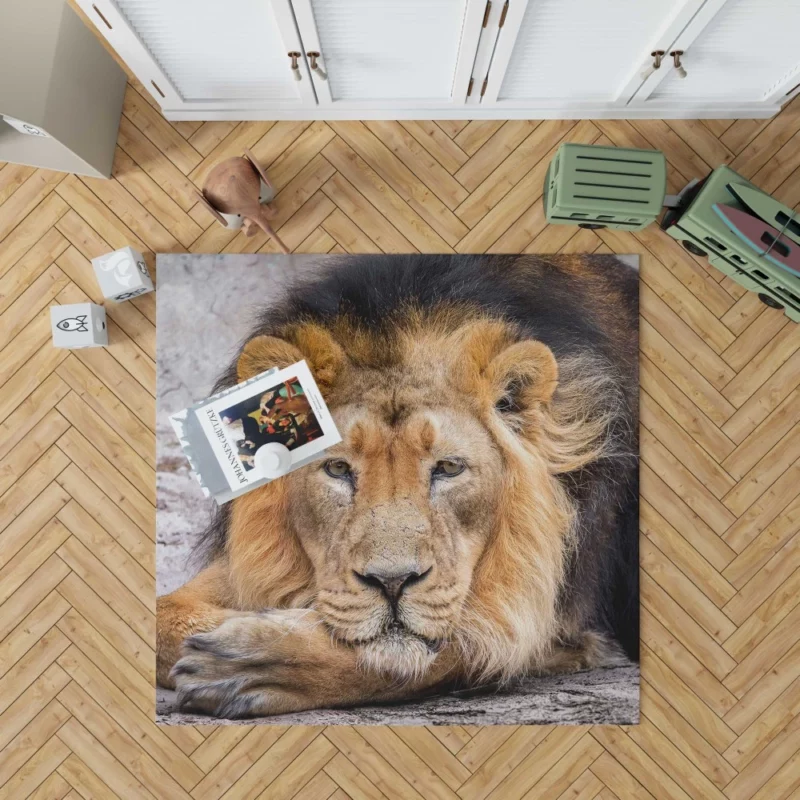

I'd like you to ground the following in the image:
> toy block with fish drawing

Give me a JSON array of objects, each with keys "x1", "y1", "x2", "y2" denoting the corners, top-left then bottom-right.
[
  {"x1": 92, "y1": 246, "x2": 154, "y2": 302},
  {"x1": 50, "y1": 302, "x2": 108, "y2": 348}
]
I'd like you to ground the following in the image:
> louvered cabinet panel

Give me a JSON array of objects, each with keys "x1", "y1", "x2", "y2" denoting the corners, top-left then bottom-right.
[
  {"x1": 76, "y1": 0, "x2": 315, "y2": 110},
  {"x1": 494, "y1": 0, "x2": 686, "y2": 103},
  {"x1": 292, "y1": 0, "x2": 480, "y2": 105},
  {"x1": 76, "y1": 0, "x2": 795, "y2": 117},
  {"x1": 647, "y1": 0, "x2": 800, "y2": 103}
]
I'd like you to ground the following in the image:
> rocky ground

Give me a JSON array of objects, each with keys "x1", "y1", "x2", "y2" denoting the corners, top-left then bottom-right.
[{"x1": 157, "y1": 664, "x2": 639, "y2": 726}]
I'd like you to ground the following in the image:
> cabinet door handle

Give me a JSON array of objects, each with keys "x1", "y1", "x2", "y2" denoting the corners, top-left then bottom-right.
[
  {"x1": 307, "y1": 52, "x2": 328, "y2": 81},
  {"x1": 640, "y1": 50, "x2": 665, "y2": 81},
  {"x1": 288, "y1": 51, "x2": 302, "y2": 81},
  {"x1": 670, "y1": 50, "x2": 687, "y2": 79}
]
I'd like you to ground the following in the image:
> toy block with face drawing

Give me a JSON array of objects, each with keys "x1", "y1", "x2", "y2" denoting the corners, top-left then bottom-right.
[
  {"x1": 92, "y1": 246, "x2": 154, "y2": 301},
  {"x1": 50, "y1": 302, "x2": 107, "y2": 348}
]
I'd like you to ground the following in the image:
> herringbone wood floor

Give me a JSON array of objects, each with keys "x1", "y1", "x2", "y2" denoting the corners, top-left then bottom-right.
[{"x1": 2, "y1": 63, "x2": 800, "y2": 799}]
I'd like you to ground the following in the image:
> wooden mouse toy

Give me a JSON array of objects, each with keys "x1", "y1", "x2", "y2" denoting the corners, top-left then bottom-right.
[{"x1": 196, "y1": 148, "x2": 289, "y2": 253}]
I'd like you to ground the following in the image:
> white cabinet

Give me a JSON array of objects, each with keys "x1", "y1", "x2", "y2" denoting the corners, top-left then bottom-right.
[
  {"x1": 82, "y1": 0, "x2": 316, "y2": 111},
  {"x1": 76, "y1": 0, "x2": 800, "y2": 120},
  {"x1": 291, "y1": 0, "x2": 485, "y2": 108},
  {"x1": 477, "y1": 0, "x2": 706, "y2": 110},
  {"x1": 631, "y1": 0, "x2": 800, "y2": 109}
]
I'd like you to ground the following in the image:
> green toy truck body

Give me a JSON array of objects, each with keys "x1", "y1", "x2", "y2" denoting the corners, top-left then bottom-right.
[
  {"x1": 661, "y1": 165, "x2": 800, "y2": 322},
  {"x1": 544, "y1": 143, "x2": 667, "y2": 231}
]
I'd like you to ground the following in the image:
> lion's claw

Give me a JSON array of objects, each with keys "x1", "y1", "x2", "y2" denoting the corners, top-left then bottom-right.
[{"x1": 170, "y1": 611, "x2": 354, "y2": 718}]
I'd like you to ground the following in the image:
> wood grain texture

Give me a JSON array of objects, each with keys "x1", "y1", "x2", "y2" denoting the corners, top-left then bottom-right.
[{"x1": 1, "y1": 69, "x2": 800, "y2": 798}]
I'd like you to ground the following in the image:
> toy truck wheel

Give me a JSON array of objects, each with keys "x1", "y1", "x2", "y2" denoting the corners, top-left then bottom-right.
[
  {"x1": 578, "y1": 223, "x2": 606, "y2": 230},
  {"x1": 682, "y1": 240, "x2": 707, "y2": 257},
  {"x1": 758, "y1": 293, "x2": 784, "y2": 310}
]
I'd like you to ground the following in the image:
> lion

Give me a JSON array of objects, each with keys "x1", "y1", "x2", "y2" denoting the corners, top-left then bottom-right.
[{"x1": 157, "y1": 254, "x2": 639, "y2": 718}]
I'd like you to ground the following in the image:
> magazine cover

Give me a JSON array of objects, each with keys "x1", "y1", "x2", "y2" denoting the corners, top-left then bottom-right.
[{"x1": 170, "y1": 360, "x2": 340, "y2": 503}]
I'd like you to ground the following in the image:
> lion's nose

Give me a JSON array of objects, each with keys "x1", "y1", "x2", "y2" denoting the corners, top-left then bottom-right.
[{"x1": 354, "y1": 567, "x2": 431, "y2": 606}]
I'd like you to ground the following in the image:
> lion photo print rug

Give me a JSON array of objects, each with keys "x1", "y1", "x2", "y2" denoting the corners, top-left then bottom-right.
[{"x1": 156, "y1": 253, "x2": 640, "y2": 726}]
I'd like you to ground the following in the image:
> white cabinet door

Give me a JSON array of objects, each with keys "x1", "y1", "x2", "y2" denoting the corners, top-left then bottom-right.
[
  {"x1": 480, "y1": 0, "x2": 705, "y2": 112},
  {"x1": 632, "y1": 0, "x2": 800, "y2": 110},
  {"x1": 76, "y1": 0, "x2": 317, "y2": 112},
  {"x1": 290, "y1": 0, "x2": 486, "y2": 108}
]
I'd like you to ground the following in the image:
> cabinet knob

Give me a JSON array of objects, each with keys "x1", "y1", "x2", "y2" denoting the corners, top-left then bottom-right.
[
  {"x1": 640, "y1": 51, "x2": 665, "y2": 81},
  {"x1": 288, "y1": 51, "x2": 302, "y2": 81},
  {"x1": 307, "y1": 52, "x2": 328, "y2": 81},
  {"x1": 670, "y1": 50, "x2": 687, "y2": 79}
]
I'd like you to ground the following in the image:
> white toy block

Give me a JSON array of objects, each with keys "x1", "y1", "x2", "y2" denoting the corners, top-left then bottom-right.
[
  {"x1": 51, "y1": 303, "x2": 107, "y2": 349},
  {"x1": 91, "y1": 246, "x2": 154, "y2": 302}
]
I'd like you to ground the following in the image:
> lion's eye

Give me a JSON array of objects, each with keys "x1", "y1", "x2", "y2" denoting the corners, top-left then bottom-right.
[
  {"x1": 432, "y1": 458, "x2": 465, "y2": 478},
  {"x1": 324, "y1": 459, "x2": 352, "y2": 479}
]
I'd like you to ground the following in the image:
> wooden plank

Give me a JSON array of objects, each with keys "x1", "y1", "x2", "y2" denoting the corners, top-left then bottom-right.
[
  {"x1": 187, "y1": 121, "x2": 238, "y2": 156},
  {"x1": 0, "y1": 733, "x2": 70, "y2": 800},
  {"x1": 116, "y1": 115, "x2": 201, "y2": 211},
  {"x1": 454, "y1": 119, "x2": 576, "y2": 229},
  {"x1": 454, "y1": 121, "x2": 505, "y2": 156},
  {"x1": 0, "y1": 228, "x2": 68, "y2": 316},
  {"x1": 188, "y1": 727, "x2": 289, "y2": 800},
  {"x1": 400, "y1": 121, "x2": 469, "y2": 174},
  {"x1": 264, "y1": 121, "x2": 336, "y2": 190},
  {"x1": 364, "y1": 120, "x2": 469, "y2": 209},
  {"x1": 122, "y1": 85, "x2": 201, "y2": 175},
  {"x1": 56, "y1": 648, "x2": 202, "y2": 791},
  {"x1": 454, "y1": 121, "x2": 539, "y2": 191},
  {"x1": 328, "y1": 124, "x2": 465, "y2": 248},
  {"x1": 55, "y1": 505, "x2": 153, "y2": 637},
  {"x1": 0, "y1": 681, "x2": 69, "y2": 764},
  {"x1": 55, "y1": 426, "x2": 153, "y2": 536},
  {"x1": 641, "y1": 500, "x2": 736, "y2": 608},
  {"x1": 321, "y1": 173, "x2": 415, "y2": 253},
  {"x1": 55, "y1": 716, "x2": 157, "y2": 800},
  {"x1": 55, "y1": 175, "x2": 147, "y2": 254},
  {"x1": 0, "y1": 169, "x2": 64, "y2": 243},
  {"x1": 640, "y1": 356, "x2": 735, "y2": 463},
  {"x1": 0, "y1": 193, "x2": 68, "y2": 278},
  {"x1": 56, "y1": 572, "x2": 154, "y2": 682},
  {"x1": 77, "y1": 173, "x2": 182, "y2": 254},
  {"x1": 0, "y1": 163, "x2": 36, "y2": 206},
  {"x1": 0, "y1": 591, "x2": 70, "y2": 680},
  {"x1": 0, "y1": 264, "x2": 69, "y2": 347},
  {"x1": 55, "y1": 392, "x2": 155, "y2": 504},
  {"x1": 110, "y1": 147, "x2": 203, "y2": 248},
  {"x1": 322, "y1": 208, "x2": 382, "y2": 254},
  {"x1": 55, "y1": 356, "x2": 154, "y2": 467}
]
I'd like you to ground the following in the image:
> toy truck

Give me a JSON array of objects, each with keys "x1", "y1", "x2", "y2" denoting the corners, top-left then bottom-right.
[{"x1": 660, "y1": 165, "x2": 800, "y2": 322}]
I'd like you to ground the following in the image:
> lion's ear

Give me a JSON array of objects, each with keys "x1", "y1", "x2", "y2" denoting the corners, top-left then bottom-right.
[
  {"x1": 454, "y1": 320, "x2": 558, "y2": 417},
  {"x1": 486, "y1": 340, "x2": 559, "y2": 418},
  {"x1": 454, "y1": 319, "x2": 558, "y2": 426},
  {"x1": 236, "y1": 324, "x2": 345, "y2": 393},
  {"x1": 237, "y1": 336, "x2": 304, "y2": 382}
]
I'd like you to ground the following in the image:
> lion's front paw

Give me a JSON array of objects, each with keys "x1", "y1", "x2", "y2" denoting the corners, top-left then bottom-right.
[{"x1": 170, "y1": 611, "x2": 354, "y2": 718}]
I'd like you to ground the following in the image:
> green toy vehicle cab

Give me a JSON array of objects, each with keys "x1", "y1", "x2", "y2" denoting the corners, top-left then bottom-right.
[
  {"x1": 544, "y1": 143, "x2": 667, "y2": 231},
  {"x1": 660, "y1": 165, "x2": 800, "y2": 322}
]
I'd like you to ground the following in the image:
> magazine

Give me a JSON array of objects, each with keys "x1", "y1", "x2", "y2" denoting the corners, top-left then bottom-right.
[{"x1": 170, "y1": 360, "x2": 340, "y2": 504}]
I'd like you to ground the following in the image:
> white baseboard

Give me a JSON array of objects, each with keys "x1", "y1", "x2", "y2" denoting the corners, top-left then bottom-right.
[{"x1": 163, "y1": 104, "x2": 779, "y2": 121}]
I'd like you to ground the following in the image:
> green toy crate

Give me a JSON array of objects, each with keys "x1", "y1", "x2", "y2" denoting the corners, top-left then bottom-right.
[
  {"x1": 544, "y1": 143, "x2": 667, "y2": 231},
  {"x1": 661, "y1": 165, "x2": 800, "y2": 323}
]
